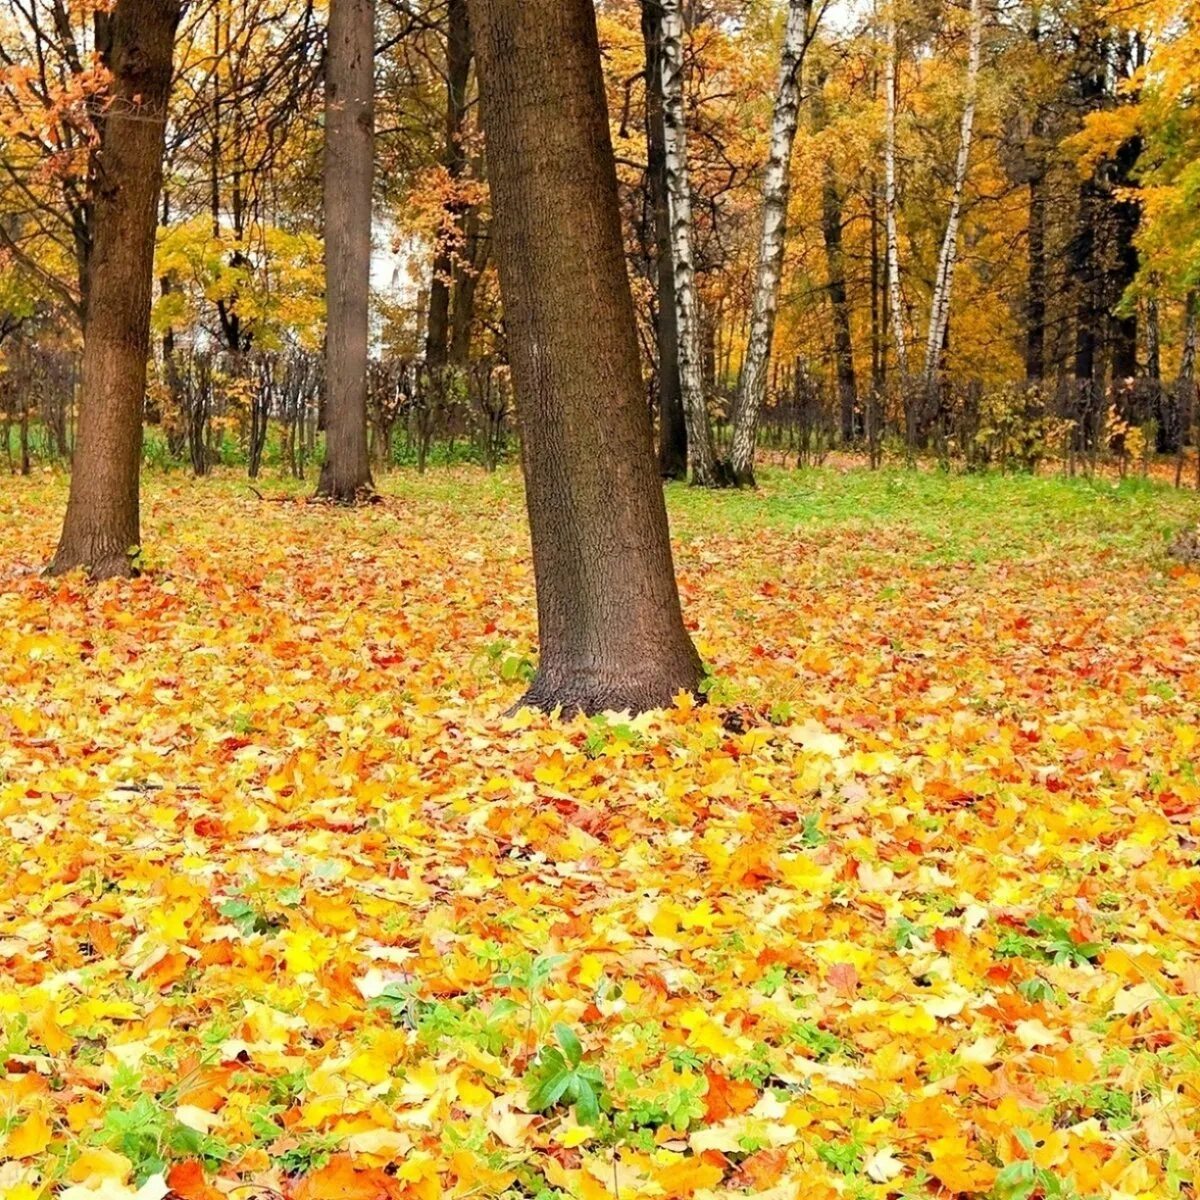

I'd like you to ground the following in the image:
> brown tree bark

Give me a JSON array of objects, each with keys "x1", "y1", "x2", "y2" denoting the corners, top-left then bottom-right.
[
  {"x1": 448, "y1": 207, "x2": 488, "y2": 367},
  {"x1": 641, "y1": 0, "x2": 687, "y2": 481},
  {"x1": 316, "y1": 0, "x2": 376, "y2": 503},
  {"x1": 467, "y1": 0, "x2": 703, "y2": 715},
  {"x1": 1108, "y1": 134, "x2": 1141, "y2": 382},
  {"x1": 48, "y1": 0, "x2": 182, "y2": 580},
  {"x1": 425, "y1": 0, "x2": 472, "y2": 370},
  {"x1": 1025, "y1": 143, "x2": 1047, "y2": 381},
  {"x1": 813, "y1": 77, "x2": 856, "y2": 441}
]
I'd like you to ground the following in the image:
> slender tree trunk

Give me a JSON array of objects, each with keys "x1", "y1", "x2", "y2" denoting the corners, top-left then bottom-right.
[
  {"x1": 1026, "y1": 146, "x2": 1047, "y2": 381},
  {"x1": 642, "y1": 0, "x2": 687, "y2": 481},
  {"x1": 923, "y1": 0, "x2": 982, "y2": 384},
  {"x1": 1180, "y1": 292, "x2": 1198, "y2": 386},
  {"x1": 1175, "y1": 292, "x2": 1197, "y2": 488},
  {"x1": 316, "y1": 0, "x2": 376, "y2": 503},
  {"x1": 811, "y1": 77, "x2": 857, "y2": 441},
  {"x1": 48, "y1": 0, "x2": 181, "y2": 580},
  {"x1": 1073, "y1": 176, "x2": 1101, "y2": 386},
  {"x1": 1109, "y1": 134, "x2": 1141, "y2": 382},
  {"x1": 1073, "y1": 47, "x2": 1105, "y2": 391},
  {"x1": 870, "y1": 172, "x2": 884, "y2": 394},
  {"x1": 1146, "y1": 288, "x2": 1161, "y2": 382},
  {"x1": 467, "y1": 0, "x2": 703, "y2": 715},
  {"x1": 659, "y1": 0, "x2": 723, "y2": 487},
  {"x1": 727, "y1": 0, "x2": 812, "y2": 486},
  {"x1": 448, "y1": 208, "x2": 488, "y2": 367},
  {"x1": 884, "y1": 0, "x2": 907, "y2": 377},
  {"x1": 425, "y1": 0, "x2": 472, "y2": 370}
]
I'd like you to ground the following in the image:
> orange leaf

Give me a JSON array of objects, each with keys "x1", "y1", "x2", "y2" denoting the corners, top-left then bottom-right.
[
  {"x1": 728, "y1": 1147, "x2": 788, "y2": 1191},
  {"x1": 289, "y1": 1155, "x2": 403, "y2": 1200},
  {"x1": 703, "y1": 1070, "x2": 758, "y2": 1121},
  {"x1": 168, "y1": 1160, "x2": 223, "y2": 1200}
]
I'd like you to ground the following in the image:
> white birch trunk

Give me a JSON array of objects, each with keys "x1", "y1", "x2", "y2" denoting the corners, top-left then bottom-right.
[
  {"x1": 728, "y1": 0, "x2": 813, "y2": 484},
  {"x1": 660, "y1": 0, "x2": 722, "y2": 487},
  {"x1": 922, "y1": 0, "x2": 983, "y2": 384},
  {"x1": 884, "y1": 1, "x2": 908, "y2": 377}
]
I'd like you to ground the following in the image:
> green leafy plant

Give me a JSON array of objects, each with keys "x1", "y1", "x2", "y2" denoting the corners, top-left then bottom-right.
[{"x1": 524, "y1": 1024, "x2": 606, "y2": 1126}]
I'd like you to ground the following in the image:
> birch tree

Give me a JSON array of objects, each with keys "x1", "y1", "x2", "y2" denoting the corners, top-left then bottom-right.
[
  {"x1": 884, "y1": 0, "x2": 908, "y2": 377},
  {"x1": 726, "y1": 0, "x2": 815, "y2": 487},
  {"x1": 659, "y1": 0, "x2": 724, "y2": 488},
  {"x1": 922, "y1": 0, "x2": 984, "y2": 384}
]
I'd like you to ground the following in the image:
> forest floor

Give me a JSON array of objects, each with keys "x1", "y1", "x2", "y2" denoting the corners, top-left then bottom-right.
[{"x1": 2, "y1": 466, "x2": 1200, "y2": 1200}]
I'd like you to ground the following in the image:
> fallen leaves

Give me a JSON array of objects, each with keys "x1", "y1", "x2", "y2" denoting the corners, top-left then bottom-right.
[{"x1": 1, "y1": 469, "x2": 1200, "y2": 1199}]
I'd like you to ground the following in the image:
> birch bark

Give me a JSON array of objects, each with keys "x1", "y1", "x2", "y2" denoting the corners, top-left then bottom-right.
[
  {"x1": 884, "y1": 0, "x2": 907, "y2": 377},
  {"x1": 922, "y1": 0, "x2": 983, "y2": 384},
  {"x1": 727, "y1": 0, "x2": 813, "y2": 485},
  {"x1": 659, "y1": 0, "x2": 723, "y2": 487}
]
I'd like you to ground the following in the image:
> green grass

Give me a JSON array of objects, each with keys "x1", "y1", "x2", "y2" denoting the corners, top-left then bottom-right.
[
  {"x1": 7, "y1": 457, "x2": 1198, "y2": 576},
  {"x1": 667, "y1": 466, "x2": 1200, "y2": 565}
]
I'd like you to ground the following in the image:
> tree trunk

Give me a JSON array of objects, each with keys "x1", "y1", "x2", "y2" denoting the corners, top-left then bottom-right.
[
  {"x1": 1026, "y1": 146, "x2": 1047, "y2": 381},
  {"x1": 425, "y1": 0, "x2": 472, "y2": 370},
  {"x1": 1108, "y1": 134, "x2": 1141, "y2": 382},
  {"x1": 1073, "y1": 48, "x2": 1105, "y2": 391},
  {"x1": 1146, "y1": 288, "x2": 1161, "y2": 382},
  {"x1": 48, "y1": 0, "x2": 181, "y2": 580},
  {"x1": 659, "y1": 0, "x2": 724, "y2": 487},
  {"x1": 467, "y1": 0, "x2": 703, "y2": 715},
  {"x1": 812, "y1": 76, "x2": 857, "y2": 442},
  {"x1": 728, "y1": 0, "x2": 812, "y2": 486},
  {"x1": 448, "y1": 207, "x2": 488, "y2": 367},
  {"x1": 642, "y1": 0, "x2": 688, "y2": 481},
  {"x1": 316, "y1": 0, "x2": 376, "y2": 503},
  {"x1": 870, "y1": 172, "x2": 884, "y2": 393},
  {"x1": 1024, "y1": 12, "x2": 1047, "y2": 382},
  {"x1": 1073, "y1": 176, "x2": 1101, "y2": 386},
  {"x1": 1177, "y1": 292, "x2": 1197, "y2": 489},
  {"x1": 1180, "y1": 292, "x2": 1198, "y2": 386},
  {"x1": 923, "y1": 0, "x2": 982, "y2": 384},
  {"x1": 884, "y1": 1, "x2": 907, "y2": 377}
]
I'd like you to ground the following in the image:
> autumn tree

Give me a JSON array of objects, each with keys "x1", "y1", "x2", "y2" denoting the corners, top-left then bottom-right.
[
  {"x1": 467, "y1": 0, "x2": 703, "y2": 714},
  {"x1": 726, "y1": 0, "x2": 816, "y2": 487},
  {"x1": 641, "y1": 0, "x2": 688, "y2": 480},
  {"x1": 659, "y1": 0, "x2": 725, "y2": 487},
  {"x1": 48, "y1": 0, "x2": 183, "y2": 579},
  {"x1": 316, "y1": 0, "x2": 376, "y2": 502}
]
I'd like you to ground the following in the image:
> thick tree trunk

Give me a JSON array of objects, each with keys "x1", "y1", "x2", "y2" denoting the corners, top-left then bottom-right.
[
  {"x1": 425, "y1": 0, "x2": 472, "y2": 371},
  {"x1": 884, "y1": 2, "x2": 907, "y2": 377},
  {"x1": 659, "y1": 0, "x2": 724, "y2": 487},
  {"x1": 316, "y1": 0, "x2": 376, "y2": 503},
  {"x1": 467, "y1": 0, "x2": 703, "y2": 715},
  {"x1": 48, "y1": 0, "x2": 181, "y2": 580},
  {"x1": 923, "y1": 0, "x2": 982, "y2": 384},
  {"x1": 727, "y1": 0, "x2": 812, "y2": 485},
  {"x1": 642, "y1": 1, "x2": 688, "y2": 481}
]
